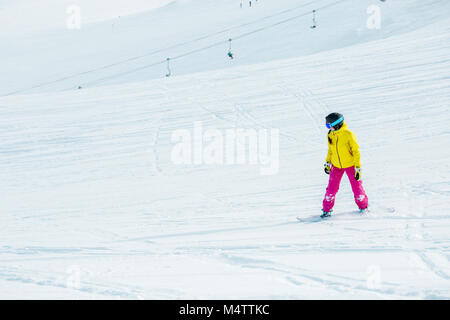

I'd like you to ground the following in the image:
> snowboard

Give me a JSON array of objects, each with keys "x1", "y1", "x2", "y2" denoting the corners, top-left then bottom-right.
[{"x1": 296, "y1": 209, "x2": 369, "y2": 223}]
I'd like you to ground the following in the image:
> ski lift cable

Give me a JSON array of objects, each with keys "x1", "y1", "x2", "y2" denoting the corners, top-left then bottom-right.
[
  {"x1": 234, "y1": 0, "x2": 349, "y2": 41},
  {"x1": 171, "y1": 39, "x2": 231, "y2": 61},
  {"x1": 83, "y1": 0, "x2": 350, "y2": 86},
  {"x1": 2, "y1": 0, "x2": 326, "y2": 96},
  {"x1": 83, "y1": 37, "x2": 232, "y2": 86},
  {"x1": 168, "y1": 0, "x2": 350, "y2": 61},
  {"x1": 84, "y1": 38, "x2": 231, "y2": 86},
  {"x1": 4, "y1": 0, "x2": 351, "y2": 93},
  {"x1": 81, "y1": 59, "x2": 168, "y2": 87}
]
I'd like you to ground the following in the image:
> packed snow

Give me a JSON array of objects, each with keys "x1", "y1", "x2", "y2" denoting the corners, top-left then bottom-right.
[{"x1": 0, "y1": 0, "x2": 449, "y2": 299}]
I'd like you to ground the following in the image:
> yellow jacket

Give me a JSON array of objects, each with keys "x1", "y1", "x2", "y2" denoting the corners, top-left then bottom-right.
[{"x1": 326, "y1": 122, "x2": 361, "y2": 169}]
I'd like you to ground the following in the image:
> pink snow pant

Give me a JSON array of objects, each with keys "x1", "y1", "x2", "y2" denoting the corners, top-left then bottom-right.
[{"x1": 323, "y1": 166, "x2": 368, "y2": 212}]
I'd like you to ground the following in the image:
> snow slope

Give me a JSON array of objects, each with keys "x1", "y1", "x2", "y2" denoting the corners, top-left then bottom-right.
[
  {"x1": 0, "y1": 0, "x2": 449, "y2": 299},
  {"x1": 0, "y1": 0, "x2": 175, "y2": 35}
]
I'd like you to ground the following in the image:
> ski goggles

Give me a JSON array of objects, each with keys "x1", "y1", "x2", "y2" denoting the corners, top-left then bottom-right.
[{"x1": 326, "y1": 117, "x2": 344, "y2": 129}]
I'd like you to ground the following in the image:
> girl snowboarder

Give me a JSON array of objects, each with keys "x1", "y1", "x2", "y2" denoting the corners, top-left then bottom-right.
[{"x1": 322, "y1": 112, "x2": 368, "y2": 218}]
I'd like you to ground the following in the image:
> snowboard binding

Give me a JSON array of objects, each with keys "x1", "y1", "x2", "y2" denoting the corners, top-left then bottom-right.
[
  {"x1": 320, "y1": 209, "x2": 332, "y2": 218},
  {"x1": 359, "y1": 207, "x2": 369, "y2": 214}
]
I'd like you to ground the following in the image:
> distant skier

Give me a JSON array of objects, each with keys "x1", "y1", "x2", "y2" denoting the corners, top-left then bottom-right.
[{"x1": 321, "y1": 112, "x2": 368, "y2": 218}]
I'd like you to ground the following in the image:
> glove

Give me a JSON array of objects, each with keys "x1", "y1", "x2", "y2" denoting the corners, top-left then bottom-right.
[
  {"x1": 355, "y1": 167, "x2": 361, "y2": 181},
  {"x1": 324, "y1": 162, "x2": 331, "y2": 175}
]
